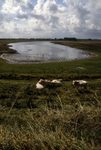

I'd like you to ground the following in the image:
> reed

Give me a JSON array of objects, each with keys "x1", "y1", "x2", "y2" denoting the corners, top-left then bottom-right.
[{"x1": 0, "y1": 98, "x2": 101, "y2": 150}]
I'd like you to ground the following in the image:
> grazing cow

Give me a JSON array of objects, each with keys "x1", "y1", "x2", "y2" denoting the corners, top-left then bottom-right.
[
  {"x1": 36, "y1": 79, "x2": 51, "y2": 89},
  {"x1": 73, "y1": 80, "x2": 87, "y2": 89},
  {"x1": 39, "y1": 79, "x2": 51, "y2": 85},
  {"x1": 36, "y1": 82, "x2": 44, "y2": 90},
  {"x1": 36, "y1": 79, "x2": 63, "y2": 89},
  {"x1": 51, "y1": 79, "x2": 62, "y2": 87},
  {"x1": 44, "y1": 79, "x2": 51, "y2": 85}
]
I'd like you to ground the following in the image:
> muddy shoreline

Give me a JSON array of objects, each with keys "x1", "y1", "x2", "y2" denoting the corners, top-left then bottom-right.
[
  {"x1": 0, "y1": 51, "x2": 98, "y2": 64},
  {"x1": 0, "y1": 41, "x2": 98, "y2": 64}
]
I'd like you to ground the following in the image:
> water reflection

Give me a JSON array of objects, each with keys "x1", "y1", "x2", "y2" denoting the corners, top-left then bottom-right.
[{"x1": 1, "y1": 41, "x2": 95, "y2": 64}]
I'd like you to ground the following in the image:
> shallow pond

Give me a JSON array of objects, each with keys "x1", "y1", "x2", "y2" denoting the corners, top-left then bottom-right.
[{"x1": 1, "y1": 41, "x2": 95, "y2": 64}]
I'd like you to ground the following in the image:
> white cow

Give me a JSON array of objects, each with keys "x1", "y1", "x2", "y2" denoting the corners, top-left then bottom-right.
[
  {"x1": 73, "y1": 80, "x2": 87, "y2": 89},
  {"x1": 36, "y1": 79, "x2": 62, "y2": 89},
  {"x1": 36, "y1": 79, "x2": 51, "y2": 89},
  {"x1": 39, "y1": 79, "x2": 51, "y2": 85},
  {"x1": 36, "y1": 82, "x2": 44, "y2": 90},
  {"x1": 51, "y1": 79, "x2": 62, "y2": 86}
]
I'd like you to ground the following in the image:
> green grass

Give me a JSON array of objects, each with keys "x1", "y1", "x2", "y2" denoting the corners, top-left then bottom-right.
[
  {"x1": 0, "y1": 78, "x2": 101, "y2": 149},
  {"x1": 0, "y1": 39, "x2": 101, "y2": 149},
  {"x1": 0, "y1": 57, "x2": 101, "y2": 80},
  {"x1": 0, "y1": 39, "x2": 101, "y2": 79}
]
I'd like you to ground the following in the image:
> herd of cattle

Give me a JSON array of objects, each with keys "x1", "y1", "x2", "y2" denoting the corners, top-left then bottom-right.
[{"x1": 36, "y1": 79, "x2": 87, "y2": 90}]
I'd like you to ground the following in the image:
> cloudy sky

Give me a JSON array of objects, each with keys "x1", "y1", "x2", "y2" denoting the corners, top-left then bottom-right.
[{"x1": 0, "y1": 0, "x2": 101, "y2": 39}]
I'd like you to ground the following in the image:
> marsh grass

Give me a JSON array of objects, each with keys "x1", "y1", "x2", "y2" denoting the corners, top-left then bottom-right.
[
  {"x1": 0, "y1": 40, "x2": 101, "y2": 149},
  {"x1": 0, "y1": 78, "x2": 101, "y2": 108},
  {"x1": 0, "y1": 40, "x2": 101, "y2": 79},
  {"x1": 0, "y1": 99, "x2": 101, "y2": 149},
  {"x1": 0, "y1": 78, "x2": 101, "y2": 149}
]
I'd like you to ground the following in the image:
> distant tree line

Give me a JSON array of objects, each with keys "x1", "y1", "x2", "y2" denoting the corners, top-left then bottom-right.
[
  {"x1": 0, "y1": 38, "x2": 101, "y2": 41},
  {"x1": 64, "y1": 37, "x2": 77, "y2": 41},
  {"x1": 0, "y1": 37, "x2": 77, "y2": 41}
]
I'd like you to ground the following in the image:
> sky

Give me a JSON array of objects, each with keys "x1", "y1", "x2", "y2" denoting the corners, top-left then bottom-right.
[{"x1": 0, "y1": 0, "x2": 101, "y2": 39}]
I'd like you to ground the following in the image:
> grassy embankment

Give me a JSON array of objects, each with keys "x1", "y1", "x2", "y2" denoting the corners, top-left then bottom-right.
[{"x1": 0, "y1": 39, "x2": 101, "y2": 149}]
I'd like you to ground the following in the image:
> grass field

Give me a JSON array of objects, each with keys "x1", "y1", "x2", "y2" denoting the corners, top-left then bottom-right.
[{"x1": 0, "y1": 39, "x2": 101, "y2": 149}]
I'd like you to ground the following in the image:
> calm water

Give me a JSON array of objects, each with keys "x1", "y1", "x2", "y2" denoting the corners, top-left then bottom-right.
[{"x1": 1, "y1": 41, "x2": 94, "y2": 64}]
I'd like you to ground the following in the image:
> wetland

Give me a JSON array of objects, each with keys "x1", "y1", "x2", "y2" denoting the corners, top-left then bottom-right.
[
  {"x1": 1, "y1": 41, "x2": 96, "y2": 64},
  {"x1": 0, "y1": 39, "x2": 101, "y2": 149}
]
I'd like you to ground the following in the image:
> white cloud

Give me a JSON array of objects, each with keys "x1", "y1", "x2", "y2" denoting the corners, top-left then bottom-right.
[
  {"x1": 0, "y1": 0, "x2": 101, "y2": 38},
  {"x1": 1, "y1": 0, "x2": 34, "y2": 14},
  {"x1": 30, "y1": 13, "x2": 45, "y2": 20},
  {"x1": 1, "y1": 0, "x2": 20, "y2": 14},
  {"x1": 16, "y1": 10, "x2": 28, "y2": 19}
]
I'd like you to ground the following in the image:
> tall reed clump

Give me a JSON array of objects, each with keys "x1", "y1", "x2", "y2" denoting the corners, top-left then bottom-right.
[{"x1": 0, "y1": 97, "x2": 101, "y2": 150}]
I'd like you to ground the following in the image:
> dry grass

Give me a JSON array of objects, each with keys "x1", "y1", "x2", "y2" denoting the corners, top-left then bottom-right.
[{"x1": 0, "y1": 92, "x2": 101, "y2": 149}]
